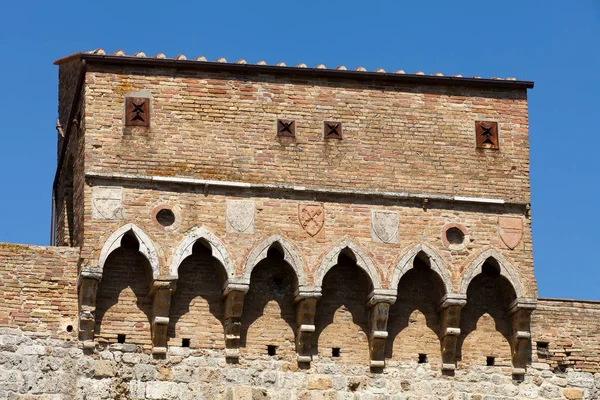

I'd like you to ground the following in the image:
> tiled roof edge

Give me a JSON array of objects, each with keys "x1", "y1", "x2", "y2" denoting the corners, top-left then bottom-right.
[{"x1": 54, "y1": 49, "x2": 534, "y2": 89}]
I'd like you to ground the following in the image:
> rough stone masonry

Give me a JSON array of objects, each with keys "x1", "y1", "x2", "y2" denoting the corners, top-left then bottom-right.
[{"x1": 0, "y1": 49, "x2": 598, "y2": 399}]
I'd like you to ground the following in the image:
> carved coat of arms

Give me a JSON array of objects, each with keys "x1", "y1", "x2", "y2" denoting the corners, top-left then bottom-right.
[
  {"x1": 226, "y1": 200, "x2": 255, "y2": 234},
  {"x1": 299, "y1": 204, "x2": 324, "y2": 237},
  {"x1": 371, "y1": 210, "x2": 399, "y2": 244},
  {"x1": 498, "y1": 216, "x2": 523, "y2": 250}
]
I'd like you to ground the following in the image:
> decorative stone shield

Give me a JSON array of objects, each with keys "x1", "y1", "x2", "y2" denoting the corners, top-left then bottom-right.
[
  {"x1": 298, "y1": 204, "x2": 324, "y2": 237},
  {"x1": 498, "y1": 216, "x2": 523, "y2": 250},
  {"x1": 371, "y1": 210, "x2": 399, "y2": 244},
  {"x1": 226, "y1": 200, "x2": 255, "y2": 234},
  {"x1": 92, "y1": 187, "x2": 124, "y2": 220}
]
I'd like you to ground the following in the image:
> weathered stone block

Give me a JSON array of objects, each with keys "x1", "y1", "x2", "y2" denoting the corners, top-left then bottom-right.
[
  {"x1": 92, "y1": 186, "x2": 124, "y2": 220},
  {"x1": 226, "y1": 200, "x2": 255, "y2": 234}
]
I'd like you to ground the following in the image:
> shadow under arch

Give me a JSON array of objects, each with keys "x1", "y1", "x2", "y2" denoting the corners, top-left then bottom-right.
[
  {"x1": 95, "y1": 232, "x2": 154, "y2": 347},
  {"x1": 240, "y1": 245, "x2": 299, "y2": 359},
  {"x1": 313, "y1": 251, "x2": 373, "y2": 365},
  {"x1": 385, "y1": 252, "x2": 446, "y2": 364},
  {"x1": 390, "y1": 244, "x2": 453, "y2": 295},
  {"x1": 98, "y1": 222, "x2": 161, "y2": 280},
  {"x1": 169, "y1": 226, "x2": 235, "y2": 281},
  {"x1": 460, "y1": 248, "x2": 523, "y2": 298},
  {"x1": 314, "y1": 239, "x2": 381, "y2": 289},
  {"x1": 242, "y1": 234, "x2": 306, "y2": 287},
  {"x1": 457, "y1": 257, "x2": 517, "y2": 367},
  {"x1": 167, "y1": 240, "x2": 228, "y2": 349}
]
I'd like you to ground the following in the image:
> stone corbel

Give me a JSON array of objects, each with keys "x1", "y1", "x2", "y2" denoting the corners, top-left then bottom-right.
[
  {"x1": 509, "y1": 297, "x2": 537, "y2": 376},
  {"x1": 439, "y1": 293, "x2": 467, "y2": 372},
  {"x1": 294, "y1": 285, "x2": 322, "y2": 364},
  {"x1": 149, "y1": 275, "x2": 177, "y2": 356},
  {"x1": 77, "y1": 266, "x2": 102, "y2": 349},
  {"x1": 367, "y1": 289, "x2": 397, "y2": 368},
  {"x1": 222, "y1": 279, "x2": 250, "y2": 361}
]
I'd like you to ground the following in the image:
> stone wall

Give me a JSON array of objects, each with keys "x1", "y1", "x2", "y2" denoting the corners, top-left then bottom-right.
[{"x1": 1, "y1": 326, "x2": 599, "y2": 400}]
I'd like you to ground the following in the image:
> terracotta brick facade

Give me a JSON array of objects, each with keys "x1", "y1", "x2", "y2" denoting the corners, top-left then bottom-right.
[{"x1": 0, "y1": 51, "x2": 599, "y2": 399}]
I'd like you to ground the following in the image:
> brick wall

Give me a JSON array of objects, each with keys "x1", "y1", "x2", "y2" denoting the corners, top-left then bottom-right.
[
  {"x1": 242, "y1": 255, "x2": 297, "y2": 359},
  {"x1": 82, "y1": 64, "x2": 531, "y2": 204},
  {"x1": 0, "y1": 244, "x2": 79, "y2": 339},
  {"x1": 167, "y1": 244, "x2": 226, "y2": 350},
  {"x1": 80, "y1": 188, "x2": 536, "y2": 296},
  {"x1": 386, "y1": 260, "x2": 444, "y2": 367},
  {"x1": 314, "y1": 257, "x2": 372, "y2": 365},
  {"x1": 532, "y1": 299, "x2": 600, "y2": 373}
]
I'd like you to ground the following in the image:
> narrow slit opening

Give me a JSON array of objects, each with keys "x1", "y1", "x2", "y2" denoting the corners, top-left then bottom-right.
[{"x1": 117, "y1": 334, "x2": 126, "y2": 344}]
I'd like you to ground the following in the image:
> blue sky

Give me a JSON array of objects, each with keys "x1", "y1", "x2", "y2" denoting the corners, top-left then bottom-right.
[{"x1": 0, "y1": 1, "x2": 598, "y2": 300}]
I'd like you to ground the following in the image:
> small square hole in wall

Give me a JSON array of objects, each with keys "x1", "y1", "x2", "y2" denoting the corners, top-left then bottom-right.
[
  {"x1": 267, "y1": 345, "x2": 277, "y2": 356},
  {"x1": 536, "y1": 341, "x2": 549, "y2": 349},
  {"x1": 324, "y1": 121, "x2": 342, "y2": 139},
  {"x1": 486, "y1": 356, "x2": 495, "y2": 366},
  {"x1": 277, "y1": 119, "x2": 295, "y2": 137},
  {"x1": 125, "y1": 97, "x2": 150, "y2": 127},
  {"x1": 117, "y1": 334, "x2": 126, "y2": 344},
  {"x1": 475, "y1": 121, "x2": 499, "y2": 150},
  {"x1": 332, "y1": 348, "x2": 341, "y2": 358},
  {"x1": 418, "y1": 354, "x2": 427, "y2": 364},
  {"x1": 182, "y1": 338, "x2": 191, "y2": 348}
]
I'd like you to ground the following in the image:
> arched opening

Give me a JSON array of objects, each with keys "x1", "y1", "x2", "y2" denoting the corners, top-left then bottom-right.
[
  {"x1": 168, "y1": 239, "x2": 227, "y2": 349},
  {"x1": 458, "y1": 257, "x2": 517, "y2": 368},
  {"x1": 386, "y1": 252, "x2": 445, "y2": 366},
  {"x1": 314, "y1": 250, "x2": 373, "y2": 365},
  {"x1": 95, "y1": 232, "x2": 153, "y2": 348},
  {"x1": 241, "y1": 244, "x2": 298, "y2": 360}
]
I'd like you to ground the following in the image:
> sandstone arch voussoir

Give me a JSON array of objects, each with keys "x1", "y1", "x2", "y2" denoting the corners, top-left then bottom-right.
[
  {"x1": 390, "y1": 243, "x2": 453, "y2": 295},
  {"x1": 170, "y1": 226, "x2": 235, "y2": 279},
  {"x1": 98, "y1": 223, "x2": 161, "y2": 280},
  {"x1": 242, "y1": 234, "x2": 307, "y2": 287},
  {"x1": 460, "y1": 248, "x2": 523, "y2": 298},
  {"x1": 314, "y1": 240, "x2": 382, "y2": 289}
]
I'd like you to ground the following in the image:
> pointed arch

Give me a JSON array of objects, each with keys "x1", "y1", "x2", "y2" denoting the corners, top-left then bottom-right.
[
  {"x1": 243, "y1": 234, "x2": 306, "y2": 286},
  {"x1": 314, "y1": 240, "x2": 382, "y2": 289},
  {"x1": 169, "y1": 226, "x2": 235, "y2": 279},
  {"x1": 390, "y1": 244, "x2": 452, "y2": 295},
  {"x1": 460, "y1": 248, "x2": 523, "y2": 297},
  {"x1": 98, "y1": 223, "x2": 160, "y2": 279}
]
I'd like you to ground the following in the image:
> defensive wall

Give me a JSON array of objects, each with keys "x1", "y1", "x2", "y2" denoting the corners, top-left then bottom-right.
[{"x1": 0, "y1": 49, "x2": 598, "y2": 399}]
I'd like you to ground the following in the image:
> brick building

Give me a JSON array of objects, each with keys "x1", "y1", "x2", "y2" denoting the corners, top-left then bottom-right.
[{"x1": 0, "y1": 48, "x2": 598, "y2": 399}]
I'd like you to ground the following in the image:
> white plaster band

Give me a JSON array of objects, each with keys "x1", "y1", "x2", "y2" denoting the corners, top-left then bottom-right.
[
  {"x1": 516, "y1": 331, "x2": 531, "y2": 339},
  {"x1": 86, "y1": 172, "x2": 513, "y2": 206},
  {"x1": 370, "y1": 360, "x2": 386, "y2": 368},
  {"x1": 372, "y1": 331, "x2": 388, "y2": 339},
  {"x1": 442, "y1": 363, "x2": 456, "y2": 371},
  {"x1": 299, "y1": 324, "x2": 315, "y2": 333},
  {"x1": 152, "y1": 347, "x2": 167, "y2": 355},
  {"x1": 153, "y1": 317, "x2": 169, "y2": 325},
  {"x1": 297, "y1": 355, "x2": 312, "y2": 363},
  {"x1": 445, "y1": 327, "x2": 461, "y2": 337}
]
